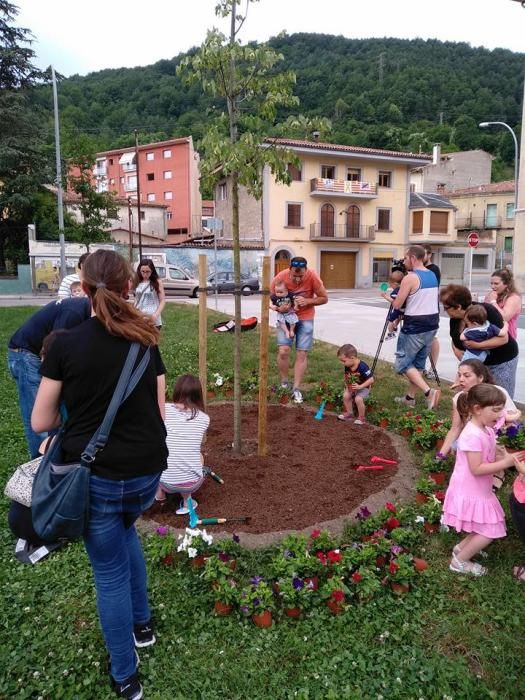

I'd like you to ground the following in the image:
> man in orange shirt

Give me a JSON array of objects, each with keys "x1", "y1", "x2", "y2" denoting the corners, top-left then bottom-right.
[{"x1": 270, "y1": 257, "x2": 328, "y2": 403}]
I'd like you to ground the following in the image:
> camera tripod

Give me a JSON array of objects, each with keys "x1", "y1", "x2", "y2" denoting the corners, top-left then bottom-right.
[{"x1": 370, "y1": 304, "x2": 441, "y2": 386}]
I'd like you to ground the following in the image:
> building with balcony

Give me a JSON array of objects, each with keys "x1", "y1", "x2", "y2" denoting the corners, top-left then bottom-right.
[
  {"x1": 92, "y1": 137, "x2": 202, "y2": 241},
  {"x1": 214, "y1": 137, "x2": 430, "y2": 288}
]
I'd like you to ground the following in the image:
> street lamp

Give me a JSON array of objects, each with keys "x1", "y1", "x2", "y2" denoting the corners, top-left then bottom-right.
[{"x1": 479, "y1": 121, "x2": 519, "y2": 211}]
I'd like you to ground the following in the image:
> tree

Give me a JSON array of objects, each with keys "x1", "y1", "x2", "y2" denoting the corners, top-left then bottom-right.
[
  {"x1": 0, "y1": 1, "x2": 50, "y2": 270},
  {"x1": 178, "y1": 0, "x2": 300, "y2": 452}
]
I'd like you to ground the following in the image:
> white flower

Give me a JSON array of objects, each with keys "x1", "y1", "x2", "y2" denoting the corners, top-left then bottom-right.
[
  {"x1": 213, "y1": 373, "x2": 224, "y2": 386},
  {"x1": 187, "y1": 547, "x2": 197, "y2": 558},
  {"x1": 415, "y1": 515, "x2": 425, "y2": 524}
]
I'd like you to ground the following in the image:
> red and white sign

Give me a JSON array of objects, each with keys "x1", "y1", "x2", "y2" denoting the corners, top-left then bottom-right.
[{"x1": 467, "y1": 231, "x2": 480, "y2": 248}]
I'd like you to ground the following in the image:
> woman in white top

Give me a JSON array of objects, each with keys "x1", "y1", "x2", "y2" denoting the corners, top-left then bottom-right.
[
  {"x1": 438, "y1": 359, "x2": 521, "y2": 489},
  {"x1": 134, "y1": 259, "x2": 166, "y2": 329},
  {"x1": 156, "y1": 375, "x2": 210, "y2": 515}
]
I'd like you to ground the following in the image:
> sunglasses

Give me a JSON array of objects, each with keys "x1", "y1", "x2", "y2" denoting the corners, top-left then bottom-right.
[{"x1": 290, "y1": 261, "x2": 306, "y2": 268}]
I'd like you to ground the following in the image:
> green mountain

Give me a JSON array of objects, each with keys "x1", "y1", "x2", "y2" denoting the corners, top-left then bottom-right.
[{"x1": 32, "y1": 34, "x2": 524, "y2": 177}]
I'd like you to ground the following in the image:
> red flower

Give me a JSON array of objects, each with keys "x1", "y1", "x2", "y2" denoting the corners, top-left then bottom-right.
[
  {"x1": 331, "y1": 590, "x2": 345, "y2": 602},
  {"x1": 415, "y1": 427, "x2": 422, "y2": 433},
  {"x1": 327, "y1": 550, "x2": 342, "y2": 564},
  {"x1": 351, "y1": 572, "x2": 363, "y2": 583},
  {"x1": 316, "y1": 551, "x2": 328, "y2": 565},
  {"x1": 385, "y1": 517, "x2": 401, "y2": 531},
  {"x1": 389, "y1": 562, "x2": 399, "y2": 574},
  {"x1": 385, "y1": 502, "x2": 396, "y2": 513},
  {"x1": 310, "y1": 529, "x2": 321, "y2": 539},
  {"x1": 415, "y1": 415, "x2": 422, "y2": 421}
]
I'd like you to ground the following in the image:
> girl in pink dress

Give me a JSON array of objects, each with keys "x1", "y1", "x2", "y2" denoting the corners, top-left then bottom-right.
[{"x1": 443, "y1": 384, "x2": 518, "y2": 576}]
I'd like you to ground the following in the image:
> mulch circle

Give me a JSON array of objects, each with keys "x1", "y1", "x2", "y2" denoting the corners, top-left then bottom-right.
[{"x1": 141, "y1": 403, "x2": 418, "y2": 548}]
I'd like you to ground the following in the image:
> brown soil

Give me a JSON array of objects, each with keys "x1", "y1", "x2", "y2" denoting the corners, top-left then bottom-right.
[{"x1": 143, "y1": 403, "x2": 417, "y2": 545}]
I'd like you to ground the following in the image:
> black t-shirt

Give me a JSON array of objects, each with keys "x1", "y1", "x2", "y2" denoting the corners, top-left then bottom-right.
[
  {"x1": 271, "y1": 292, "x2": 295, "y2": 310},
  {"x1": 40, "y1": 317, "x2": 168, "y2": 479},
  {"x1": 9, "y1": 298, "x2": 91, "y2": 355},
  {"x1": 425, "y1": 263, "x2": 441, "y2": 285},
  {"x1": 449, "y1": 302, "x2": 518, "y2": 366}
]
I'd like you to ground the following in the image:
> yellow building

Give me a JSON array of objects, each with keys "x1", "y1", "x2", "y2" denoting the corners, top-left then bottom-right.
[{"x1": 214, "y1": 137, "x2": 430, "y2": 288}]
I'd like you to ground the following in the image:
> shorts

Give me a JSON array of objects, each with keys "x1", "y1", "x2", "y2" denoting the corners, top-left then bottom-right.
[
  {"x1": 345, "y1": 386, "x2": 370, "y2": 400},
  {"x1": 276, "y1": 319, "x2": 314, "y2": 352},
  {"x1": 276, "y1": 311, "x2": 299, "y2": 326},
  {"x1": 159, "y1": 475, "x2": 204, "y2": 495},
  {"x1": 394, "y1": 329, "x2": 436, "y2": 375}
]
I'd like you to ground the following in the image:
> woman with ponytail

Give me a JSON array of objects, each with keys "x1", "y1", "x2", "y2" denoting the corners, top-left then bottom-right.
[
  {"x1": 32, "y1": 250, "x2": 168, "y2": 700},
  {"x1": 484, "y1": 268, "x2": 522, "y2": 341}
]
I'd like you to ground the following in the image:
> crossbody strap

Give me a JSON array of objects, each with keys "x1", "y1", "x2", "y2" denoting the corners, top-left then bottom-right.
[{"x1": 81, "y1": 344, "x2": 151, "y2": 463}]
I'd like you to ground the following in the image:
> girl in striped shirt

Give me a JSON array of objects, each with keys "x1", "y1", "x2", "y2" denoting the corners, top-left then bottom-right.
[{"x1": 156, "y1": 375, "x2": 210, "y2": 515}]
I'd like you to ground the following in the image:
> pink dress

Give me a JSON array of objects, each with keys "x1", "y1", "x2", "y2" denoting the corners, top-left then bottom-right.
[{"x1": 442, "y1": 421, "x2": 506, "y2": 538}]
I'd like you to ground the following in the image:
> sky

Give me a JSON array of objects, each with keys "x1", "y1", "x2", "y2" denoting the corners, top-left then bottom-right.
[{"x1": 14, "y1": 0, "x2": 525, "y2": 77}]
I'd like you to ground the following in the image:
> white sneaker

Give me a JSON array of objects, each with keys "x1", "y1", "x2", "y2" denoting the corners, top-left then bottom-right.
[
  {"x1": 291, "y1": 388, "x2": 303, "y2": 403},
  {"x1": 425, "y1": 388, "x2": 441, "y2": 410},
  {"x1": 354, "y1": 419, "x2": 366, "y2": 425},
  {"x1": 394, "y1": 396, "x2": 415, "y2": 406},
  {"x1": 280, "y1": 380, "x2": 289, "y2": 389},
  {"x1": 176, "y1": 498, "x2": 198, "y2": 516}
]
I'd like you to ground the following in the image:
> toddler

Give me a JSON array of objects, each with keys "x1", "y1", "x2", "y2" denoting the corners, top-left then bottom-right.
[
  {"x1": 270, "y1": 280, "x2": 299, "y2": 339},
  {"x1": 442, "y1": 384, "x2": 517, "y2": 576},
  {"x1": 460, "y1": 304, "x2": 505, "y2": 362},
  {"x1": 69, "y1": 280, "x2": 85, "y2": 297},
  {"x1": 336, "y1": 343, "x2": 374, "y2": 425},
  {"x1": 156, "y1": 375, "x2": 210, "y2": 515},
  {"x1": 380, "y1": 270, "x2": 405, "y2": 340}
]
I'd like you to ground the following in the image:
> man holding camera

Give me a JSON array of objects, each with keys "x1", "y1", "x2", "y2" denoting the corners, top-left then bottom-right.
[{"x1": 391, "y1": 245, "x2": 440, "y2": 409}]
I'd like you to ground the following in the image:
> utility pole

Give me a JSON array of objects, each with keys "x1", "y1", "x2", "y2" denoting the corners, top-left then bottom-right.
[
  {"x1": 51, "y1": 66, "x2": 67, "y2": 279},
  {"x1": 134, "y1": 130, "x2": 143, "y2": 261},
  {"x1": 127, "y1": 196, "x2": 133, "y2": 263}
]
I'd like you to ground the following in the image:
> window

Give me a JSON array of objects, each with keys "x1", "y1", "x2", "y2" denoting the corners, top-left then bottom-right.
[
  {"x1": 486, "y1": 203, "x2": 498, "y2": 227},
  {"x1": 146, "y1": 152, "x2": 154, "y2": 161},
  {"x1": 147, "y1": 173, "x2": 154, "y2": 181},
  {"x1": 504, "y1": 236, "x2": 513, "y2": 252},
  {"x1": 120, "y1": 177, "x2": 124, "y2": 184},
  {"x1": 140, "y1": 211, "x2": 145, "y2": 220},
  {"x1": 286, "y1": 203, "x2": 302, "y2": 227},
  {"x1": 412, "y1": 211, "x2": 423, "y2": 234},
  {"x1": 287, "y1": 163, "x2": 302, "y2": 181},
  {"x1": 429, "y1": 210, "x2": 448, "y2": 234},
  {"x1": 163, "y1": 149, "x2": 172, "y2": 158},
  {"x1": 167, "y1": 212, "x2": 173, "y2": 220},
  {"x1": 164, "y1": 191, "x2": 173, "y2": 200},
  {"x1": 506, "y1": 202, "x2": 515, "y2": 219},
  {"x1": 377, "y1": 208, "x2": 391, "y2": 231},
  {"x1": 109, "y1": 158, "x2": 114, "y2": 166},
  {"x1": 218, "y1": 182, "x2": 227, "y2": 201},
  {"x1": 346, "y1": 168, "x2": 361, "y2": 182},
  {"x1": 472, "y1": 254, "x2": 489, "y2": 271},
  {"x1": 147, "y1": 193, "x2": 155, "y2": 202},
  {"x1": 345, "y1": 205, "x2": 361, "y2": 238},
  {"x1": 378, "y1": 170, "x2": 392, "y2": 188},
  {"x1": 320, "y1": 203, "x2": 334, "y2": 237},
  {"x1": 163, "y1": 170, "x2": 172, "y2": 180},
  {"x1": 321, "y1": 165, "x2": 336, "y2": 180},
  {"x1": 126, "y1": 175, "x2": 137, "y2": 190}
]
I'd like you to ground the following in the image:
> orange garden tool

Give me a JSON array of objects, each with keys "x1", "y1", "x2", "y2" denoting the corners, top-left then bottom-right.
[{"x1": 370, "y1": 456, "x2": 398, "y2": 465}]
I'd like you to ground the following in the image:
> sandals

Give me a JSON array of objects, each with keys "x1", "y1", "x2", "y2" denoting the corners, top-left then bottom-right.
[
  {"x1": 449, "y1": 554, "x2": 487, "y2": 577},
  {"x1": 512, "y1": 565, "x2": 525, "y2": 582},
  {"x1": 337, "y1": 413, "x2": 353, "y2": 421}
]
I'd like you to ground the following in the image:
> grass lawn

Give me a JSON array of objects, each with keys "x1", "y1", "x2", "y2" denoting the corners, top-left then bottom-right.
[{"x1": 1, "y1": 304, "x2": 525, "y2": 699}]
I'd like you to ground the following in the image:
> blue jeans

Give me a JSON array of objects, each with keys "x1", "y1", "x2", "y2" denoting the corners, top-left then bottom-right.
[
  {"x1": 276, "y1": 319, "x2": 314, "y2": 351},
  {"x1": 394, "y1": 329, "x2": 437, "y2": 375},
  {"x1": 83, "y1": 473, "x2": 160, "y2": 682},
  {"x1": 8, "y1": 349, "x2": 47, "y2": 458}
]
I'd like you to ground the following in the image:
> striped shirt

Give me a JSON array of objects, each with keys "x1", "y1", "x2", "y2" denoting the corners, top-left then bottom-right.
[
  {"x1": 402, "y1": 269, "x2": 439, "y2": 335},
  {"x1": 57, "y1": 273, "x2": 80, "y2": 298},
  {"x1": 160, "y1": 404, "x2": 210, "y2": 486}
]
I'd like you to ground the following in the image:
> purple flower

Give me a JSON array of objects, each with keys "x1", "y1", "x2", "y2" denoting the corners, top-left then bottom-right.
[
  {"x1": 292, "y1": 577, "x2": 304, "y2": 590},
  {"x1": 506, "y1": 425, "x2": 519, "y2": 438},
  {"x1": 250, "y1": 575, "x2": 263, "y2": 586},
  {"x1": 240, "y1": 604, "x2": 250, "y2": 615},
  {"x1": 232, "y1": 534, "x2": 240, "y2": 543},
  {"x1": 283, "y1": 549, "x2": 294, "y2": 559},
  {"x1": 218, "y1": 551, "x2": 230, "y2": 562},
  {"x1": 390, "y1": 544, "x2": 403, "y2": 556},
  {"x1": 356, "y1": 506, "x2": 371, "y2": 520},
  {"x1": 253, "y1": 597, "x2": 261, "y2": 607},
  {"x1": 156, "y1": 526, "x2": 168, "y2": 536}
]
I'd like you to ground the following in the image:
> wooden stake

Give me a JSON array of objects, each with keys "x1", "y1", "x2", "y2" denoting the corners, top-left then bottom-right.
[
  {"x1": 257, "y1": 256, "x2": 271, "y2": 456},
  {"x1": 198, "y1": 254, "x2": 208, "y2": 411}
]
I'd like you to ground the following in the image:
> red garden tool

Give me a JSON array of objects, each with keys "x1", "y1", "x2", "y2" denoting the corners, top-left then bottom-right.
[
  {"x1": 370, "y1": 456, "x2": 398, "y2": 465},
  {"x1": 356, "y1": 465, "x2": 384, "y2": 472}
]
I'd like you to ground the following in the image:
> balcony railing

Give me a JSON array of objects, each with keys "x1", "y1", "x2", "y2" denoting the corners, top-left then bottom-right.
[
  {"x1": 94, "y1": 167, "x2": 107, "y2": 177},
  {"x1": 124, "y1": 183, "x2": 137, "y2": 193},
  {"x1": 310, "y1": 223, "x2": 375, "y2": 241},
  {"x1": 456, "y1": 229, "x2": 495, "y2": 243},
  {"x1": 455, "y1": 215, "x2": 503, "y2": 230},
  {"x1": 122, "y1": 163, "x2": 136, "y2": 173},
  {"x1": 310, "y1": 178, "x2": 377, "y2": 198}
]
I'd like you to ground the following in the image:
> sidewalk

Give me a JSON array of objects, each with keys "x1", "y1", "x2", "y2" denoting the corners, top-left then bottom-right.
[{"x1": 181, "y1": 294, "x2": 525, "y2": 405}]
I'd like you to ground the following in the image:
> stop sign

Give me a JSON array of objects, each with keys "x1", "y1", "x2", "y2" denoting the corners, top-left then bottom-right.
[{"x1": 467, "y1": 231, "x2": 479, "y2": 248}]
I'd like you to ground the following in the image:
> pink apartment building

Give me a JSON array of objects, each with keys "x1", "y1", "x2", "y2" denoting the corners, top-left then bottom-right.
[{"x1": 93, "y1": 137, "x2": 202, "y2": 243}]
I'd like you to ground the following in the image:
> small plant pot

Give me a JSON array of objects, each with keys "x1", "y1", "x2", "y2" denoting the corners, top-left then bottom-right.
[
  {"x1": 224, "y1": 389, "x2": 234, "y2": 398},
  {"x1": 379, "y1": 418, "x2": 390, "y2": 429},
  {"x1": 214, "y1": 600, "x2": 233, "y2": 616},
  {"x1": 326, "y1": 599, "x2": 345, "y2": 615},
  {"x1": 160, "y1": 553, "x2": 174, "y2": 566},
  {"x1": 413, "y1": 558, "x2": 429, "y2": 572},
  {"x1": 504, "y1": 447, "x2": 521, "y2": 454},
  {"x1": 207, "y1": 390, "x2": 216, "y2": 400},
  {"x1": 283, "y1": 607, "x2": 302, "y2": 618},
  {"x1": 390, "y1": 582, "x2": 410, "y2": 595},
  {"x1": 399, "y1": 428, "x2": 411, "y2": 438},
  {"x1": 423, "y1": 522, "x2": 439, "y2": 535},
  {"x1": 279, "y1": 395, "x2": 289, "y2": 405},
  {"x1": 252, "y1": 611, "x2": 273, "y2": 628},
  {"x1": 435, "y1": 490, "x2": 446, "y2": 503},
  {"x1": 304, "y1": 576, "x2": 319, "y2": 591},
  {"x1": 429, "y1": 471, "x2": 446, "y2": 486},
  {"x1": 415, "y1": 492, "x2": 430, "y2": 505},
  {"x1": 190, "y1": 554, "x2": 207, "y2": 569}
]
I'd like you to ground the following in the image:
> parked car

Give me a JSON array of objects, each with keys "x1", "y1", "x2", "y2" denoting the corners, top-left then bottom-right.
[
  {"x1": 156, "y1": 264, "x2": 200, "y2": 297},
  {"x1": 208, "y1": 271, "x2": 260, "y2": 295}
]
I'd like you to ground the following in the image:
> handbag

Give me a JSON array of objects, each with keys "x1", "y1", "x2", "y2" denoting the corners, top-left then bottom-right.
[
  {"x1": 31, "y1": 343, "x2": 151, "y2": 542},
  {"x1": 4, "y1": 456, "x2": 42, "y2": 507}
]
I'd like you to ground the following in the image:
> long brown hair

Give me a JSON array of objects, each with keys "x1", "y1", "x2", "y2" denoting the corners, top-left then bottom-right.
[
  {"x1": 135, "y1": 258, "x2": 160, "y2": 294},
  {"x1": 82, "y1": 250, "x2": 159, "y2": 346},
  {"x1": 458, "y1": 359, "x2": 494, "y2": 385},
  {"x1": 492, "y1": 268, "x2": 519, "y2": 302},
  {"x1": 172, "y1": 374, "x2": 204, "y2": 419},
  {"x1": 456, "y1": 384, "x2": 505, "y2": 423}
]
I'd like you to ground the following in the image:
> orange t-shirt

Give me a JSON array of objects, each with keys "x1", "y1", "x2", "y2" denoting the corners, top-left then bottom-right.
[{"x1": 270, "y1": 269, "x2": 325, "y2": 321}]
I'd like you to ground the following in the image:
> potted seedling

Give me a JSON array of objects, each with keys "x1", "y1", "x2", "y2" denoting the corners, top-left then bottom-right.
[
  {"x1": 417, "y1": 496, "x2": 443, "y2": 535},
  {"x1": 147, "y1": 526, "x2": 176, "y2": 566},
  {"x1": 415, "y1": 477, "x2": 437, "y2": 504},
  {"x1": 376, "y1": 407, "x2": 391, "y2": 429},
  {"x1": 348, "y1": 566, "x2": 382, "y2": 603},
  {"x1": 277, "y1": 576, "x2": 315, "y2": 618},
  {"x1": 211, "y1": 577, "x2": 238, "y2": 616},
  {"x1": 177, "y1": 527, "x2": 214, "y2": 567},
  {"x1": 497, "y1": 422, "x2": 525, "y2": 453},
  {"x1": 385, "y1": 553, "x2": 417, "y2": 594},
  {"x1": 321, "y1": 576, "x2": 349, "y2": 615},
  {"x1": 239, "y1": 577, "x2": 275, "y2": 628}
]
